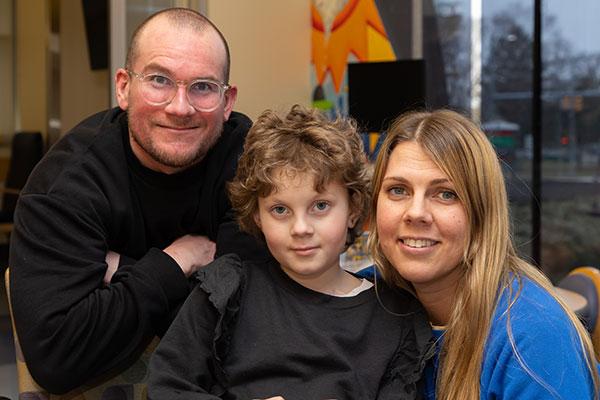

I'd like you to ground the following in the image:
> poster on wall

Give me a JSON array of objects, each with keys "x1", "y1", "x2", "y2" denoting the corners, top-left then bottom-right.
[
  {"x1": 311, "y1": 0, "x2": 397, "y2": 121},
  {"x1": 311, "y1": 0, "x2": 427, "y2": 159}
]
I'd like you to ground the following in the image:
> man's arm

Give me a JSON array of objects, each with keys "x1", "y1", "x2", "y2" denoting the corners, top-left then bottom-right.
[
  {"x1": 104, "y1": 236, "x2": 215, "y2": 284},
  {"x1": 9, "y1": 193, "x2": 201, "y2": 394},
  {"x1": 164, "y1": 234, "x2": 216, "y2": 277}
]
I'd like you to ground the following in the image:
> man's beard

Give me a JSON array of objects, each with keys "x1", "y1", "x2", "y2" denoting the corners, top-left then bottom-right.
[{"x1": 128, "y1": 114, "x2": 223, "y2": 170}]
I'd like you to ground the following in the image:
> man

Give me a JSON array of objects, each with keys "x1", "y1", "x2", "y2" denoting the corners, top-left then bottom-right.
[{"x1": 9, "y1": 8, "x2": 264, "y2": 394}]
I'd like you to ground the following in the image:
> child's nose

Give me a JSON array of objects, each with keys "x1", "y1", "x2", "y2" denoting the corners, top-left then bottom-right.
[{"x1": 290, "y1": 214, "x2": 314, "y2": 236}]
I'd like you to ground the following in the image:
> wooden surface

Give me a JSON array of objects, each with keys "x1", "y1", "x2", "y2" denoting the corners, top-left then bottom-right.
[{"x1": 555, "y1": 287, "x2": 588, "y2": 314}]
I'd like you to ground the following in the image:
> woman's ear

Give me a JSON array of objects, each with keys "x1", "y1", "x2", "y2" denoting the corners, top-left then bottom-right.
[
  {"x1": 347, "y1": 211, "x2": 359, "y2": 229},
  {"x1": 347, "y1": 192, "x2": 362, "y2": 229}
]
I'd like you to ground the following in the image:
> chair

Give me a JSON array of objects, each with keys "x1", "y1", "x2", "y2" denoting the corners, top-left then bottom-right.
[
  {"x1": 0, "y1": 131, "x2": 44, "y2": 227},
  {"x1": 4, "y1": 268, "x2": 157, "y2": 399},
  {"x1": 557, "y1": 266, "x2": 600, "y2": 358},
  {"x1": 0, "y1": 132, "x2": 44, "y2": 275}
]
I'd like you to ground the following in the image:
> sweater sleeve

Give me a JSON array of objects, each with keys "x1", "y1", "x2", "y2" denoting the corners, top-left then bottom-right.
[
  {"x1": 148, "y1": 255, "x2": 244, "y2": 399},
  {"x1": 9, "y1": 191, "x2": 190, "y2": 394},
  {"x1": 147, "y1": 285, "x2": 223, "y2": 400},
  {"x1": 481, "y1": 281, "x2": 598, "y2": 399}
]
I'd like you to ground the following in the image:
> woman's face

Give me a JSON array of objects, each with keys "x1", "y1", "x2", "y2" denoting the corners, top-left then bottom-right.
[{"x1": 376, "y1": 141, "x2": 468, "y2": 297}]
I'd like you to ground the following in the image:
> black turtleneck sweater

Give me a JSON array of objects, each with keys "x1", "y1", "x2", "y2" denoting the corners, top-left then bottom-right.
[{"x1": 9, "y1": 107, "x2": 266, "y2": 394}]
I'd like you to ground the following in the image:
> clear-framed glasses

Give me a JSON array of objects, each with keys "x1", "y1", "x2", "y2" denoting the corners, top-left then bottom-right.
[{"x1": 127, "y1": 70, "x2": 230, "y2": 112}]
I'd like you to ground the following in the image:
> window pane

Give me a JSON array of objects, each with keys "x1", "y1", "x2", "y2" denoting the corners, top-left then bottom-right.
[
  {"x1": 429, "y1": 0, "x2": 535, "y2": 266},
  {"x1": 482, "y1": 2, "x2": 534, "y2": 268},
  {"x1": 541, "y1": 0, "x2": 600, "y2": 281}
]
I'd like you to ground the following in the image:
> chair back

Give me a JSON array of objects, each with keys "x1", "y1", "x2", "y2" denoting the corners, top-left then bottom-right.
[
  {"x1": 4, "y1": 268, "x2": 156, "y2": 399},
  {"x1": 2, "y1": 132, "x2": 44, "y2": 218},
  {"x1": 558, "y1": 266, "x2": 600, "y2": 359}
]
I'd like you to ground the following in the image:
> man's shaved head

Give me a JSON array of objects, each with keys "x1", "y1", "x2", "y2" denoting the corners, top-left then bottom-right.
[{"x1": 125, "y1": 8, "x2": 231, "y2": 83}]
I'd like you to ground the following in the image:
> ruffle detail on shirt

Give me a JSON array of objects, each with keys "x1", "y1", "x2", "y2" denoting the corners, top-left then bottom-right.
[
  {"x1": 377, "y1": 306, "x2": 435, "y2": 400},
  {"x1": 195, "y1": 253, "x2": 245, "y2": 395}
]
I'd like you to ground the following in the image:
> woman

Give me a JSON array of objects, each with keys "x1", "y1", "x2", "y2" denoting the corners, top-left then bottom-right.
[{"x1": 368, "y1": 109, "x2": 599, "y2": 399}]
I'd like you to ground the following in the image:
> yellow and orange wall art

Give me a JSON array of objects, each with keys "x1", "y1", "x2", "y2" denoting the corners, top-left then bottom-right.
[{"x1": 311, "y1": 0, "x2": 396, "y2": 116}]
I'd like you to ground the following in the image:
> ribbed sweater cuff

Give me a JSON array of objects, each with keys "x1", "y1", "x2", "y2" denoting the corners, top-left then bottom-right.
[{"x1": 138, "y1": 247, "x2": 190, "y2": 306}]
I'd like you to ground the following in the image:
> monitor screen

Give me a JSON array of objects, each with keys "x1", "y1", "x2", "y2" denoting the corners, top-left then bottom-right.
[
  {"x1": 348, "y1": 60, "x2": 426, "y2": 132},
  {"x1": 82, "y1": 0, "x2": 108, "y2": 70}
]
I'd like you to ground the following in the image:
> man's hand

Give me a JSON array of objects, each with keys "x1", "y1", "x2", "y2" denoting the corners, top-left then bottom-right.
[
  {"x1": 163, "y1": 235, "x2": 216, "y2": 277},
  {"x1": 104, "y1": 250, "x2": 121, "y2": 285}
]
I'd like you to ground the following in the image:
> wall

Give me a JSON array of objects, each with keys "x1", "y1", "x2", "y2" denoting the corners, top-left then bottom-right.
[
  {"x1": 60, "y1": 0, "x2": 109, "y2": 135},
  {"x1": 0, "y1": 0, "x2": 13, "y2": 145},
  {"x1": 15, "y1": 0, "x2": 48, "y2": 139},
  {"x1": 14, "y1": 0, "x2": 109, "y2": 140},
  {"x1": 208, "y1": 1, "x2": 311, "y2": 120}
]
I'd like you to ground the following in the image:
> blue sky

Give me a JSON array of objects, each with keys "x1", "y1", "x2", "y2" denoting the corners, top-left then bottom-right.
[{"x1": 546, "y1": 0, "x2": 600, "y2": 54}]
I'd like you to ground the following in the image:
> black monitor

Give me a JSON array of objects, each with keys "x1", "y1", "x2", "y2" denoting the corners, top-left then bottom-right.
[
  {"x1": 348, "y1": 60, "x2": 426, "y2": 132},
  {"x1": 82, "y1": 0, "x2": 109, "y2": 70}
]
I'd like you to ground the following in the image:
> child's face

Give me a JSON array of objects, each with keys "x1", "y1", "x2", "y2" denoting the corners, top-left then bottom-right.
[{"x1": 255, "y1": 171, "x2": 357, "y2": 286}]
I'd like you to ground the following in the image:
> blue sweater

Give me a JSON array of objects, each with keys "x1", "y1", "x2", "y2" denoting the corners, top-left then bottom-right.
[{"x1": 424, "y1": 277, "x2": 597, "y2": 399}]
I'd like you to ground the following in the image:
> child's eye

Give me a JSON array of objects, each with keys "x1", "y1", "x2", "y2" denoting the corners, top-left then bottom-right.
[
  {"x1": 271, "y1": 205, "x2": 288, "y2": 215},
  {"x1": 313, "y1": 201, "x2": 330, "y2": 212}
]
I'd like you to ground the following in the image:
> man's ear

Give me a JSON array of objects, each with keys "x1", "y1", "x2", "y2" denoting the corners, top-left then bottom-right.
[
  {"x1": 222, "y1": 85, "x2": 237, "y2": 121},
  {"x1": 115, "y1": 68, "x2": 131, "y2": 110}
]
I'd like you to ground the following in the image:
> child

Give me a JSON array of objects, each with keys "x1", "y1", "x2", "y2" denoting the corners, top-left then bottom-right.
[{"x1": 148, "y1": 105, "x2": 431, "y2": 400}]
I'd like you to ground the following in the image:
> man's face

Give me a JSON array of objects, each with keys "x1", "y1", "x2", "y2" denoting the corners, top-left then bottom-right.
[{"x1": 115, "y1": 20, "x2": 237, "y2": 174}]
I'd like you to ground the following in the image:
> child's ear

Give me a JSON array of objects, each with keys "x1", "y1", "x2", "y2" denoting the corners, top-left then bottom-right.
[{"x1": 253, "y1": 212, "x2": 262, "y2": 229}]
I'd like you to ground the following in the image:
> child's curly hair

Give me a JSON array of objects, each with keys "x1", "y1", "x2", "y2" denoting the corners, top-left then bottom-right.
[{"x1": 228, "y1": 104, "x2": 370, "y2": 246}]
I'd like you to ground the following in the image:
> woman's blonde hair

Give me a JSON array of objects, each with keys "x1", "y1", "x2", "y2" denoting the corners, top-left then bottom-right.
[
  {"x1": 229, "y1": 105, "x2": 370, "y2": 246},
  {"x1": 368, "y1": 109, "x2": 599, "y2": 399}
]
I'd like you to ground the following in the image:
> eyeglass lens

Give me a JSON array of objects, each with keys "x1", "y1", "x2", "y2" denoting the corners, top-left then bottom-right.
[{"x1": 139, "y1": 74, "x2": 223, "y2": 111}]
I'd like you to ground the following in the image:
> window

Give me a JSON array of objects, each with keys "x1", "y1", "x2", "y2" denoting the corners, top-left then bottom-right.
[{"x1": 427, "y1": 0, "x2": 600, "y2": 282}]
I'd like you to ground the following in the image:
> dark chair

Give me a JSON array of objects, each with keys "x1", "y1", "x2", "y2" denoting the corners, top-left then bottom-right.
[
  {"x1": 0, "y1": 132, "x2": 44, "y2": 273},
  {"x1": 0, "y1": 131, "x2": 44, "y2": 226}
]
